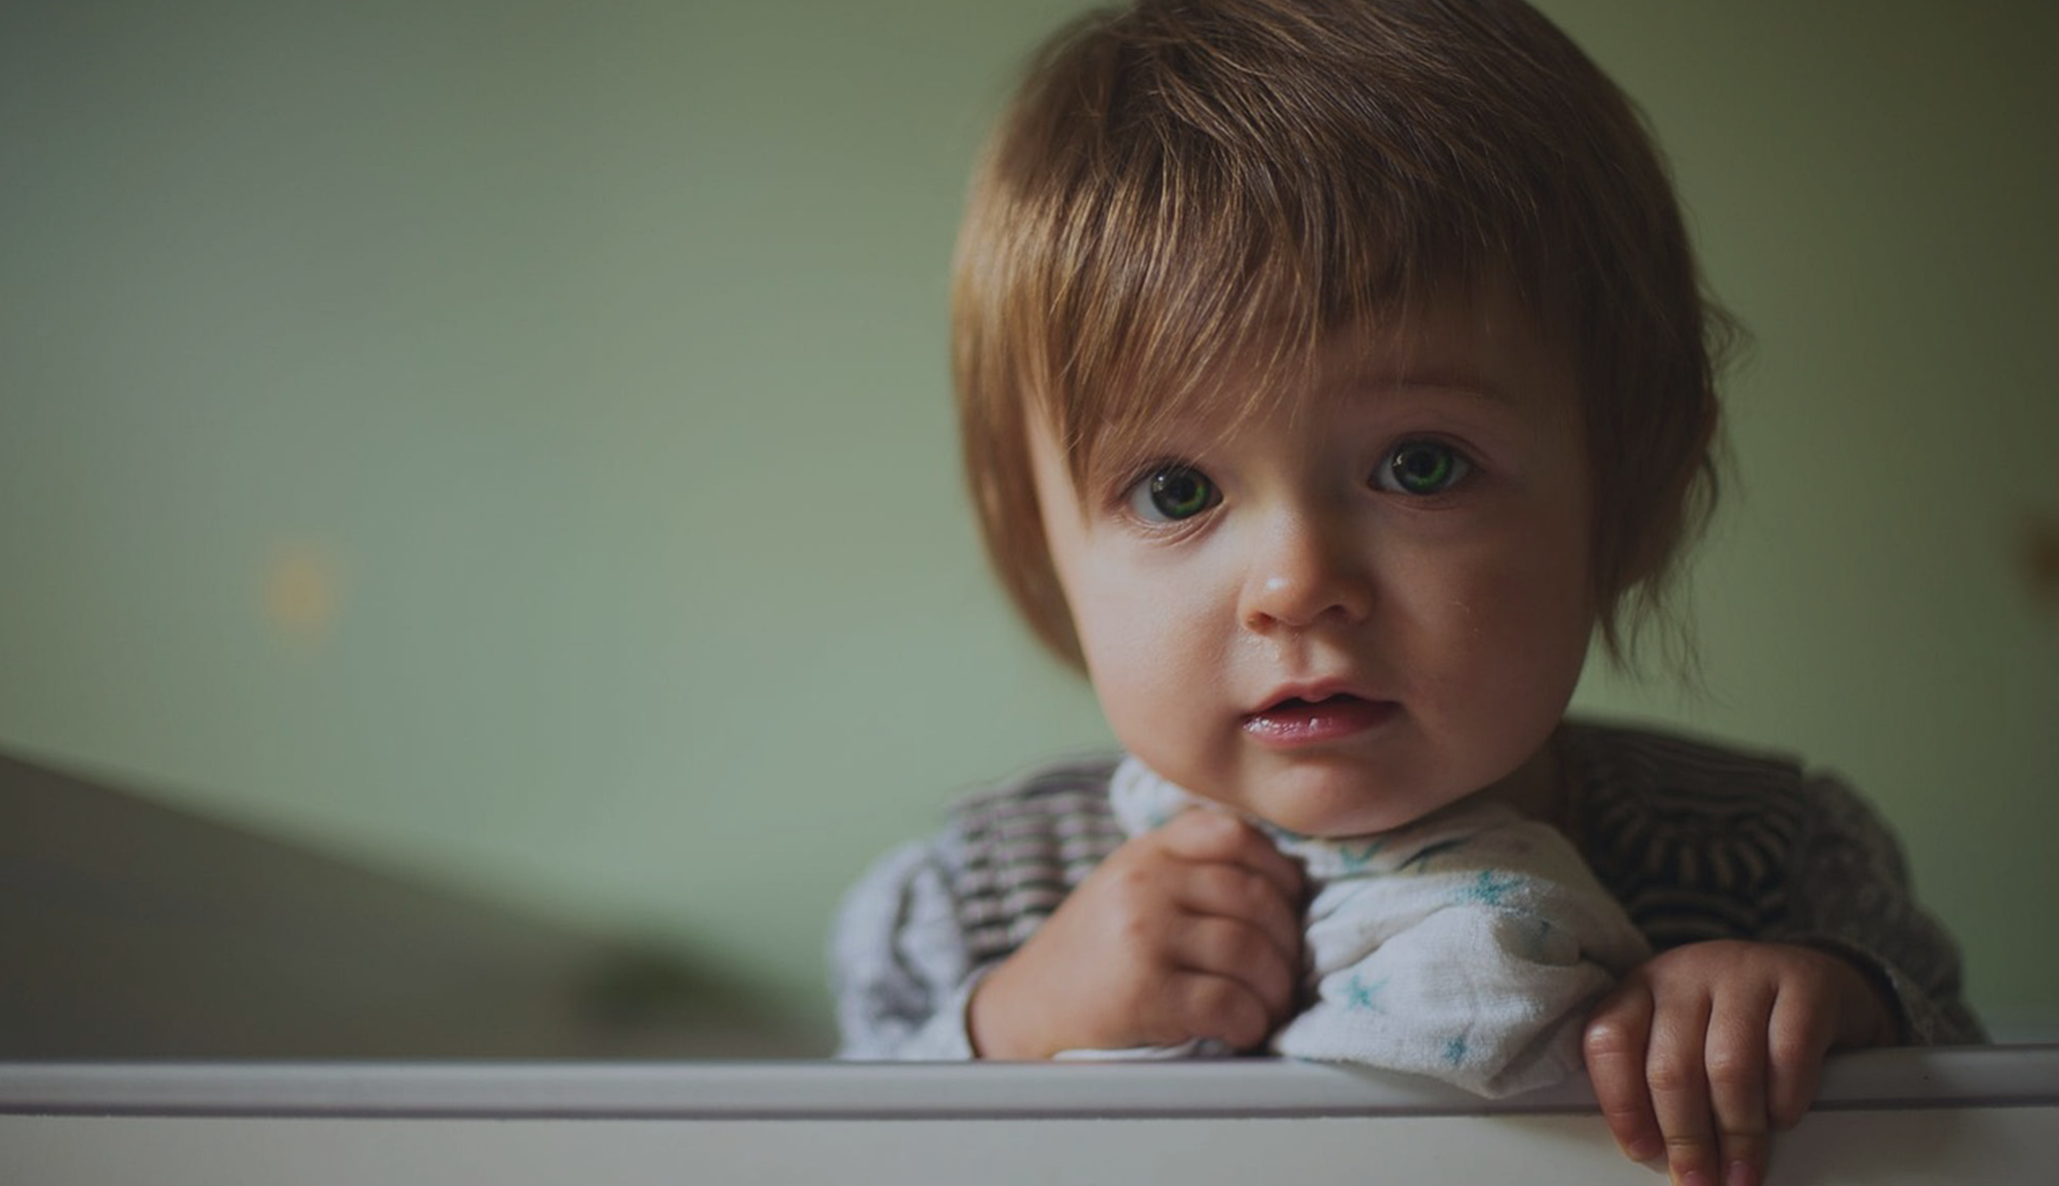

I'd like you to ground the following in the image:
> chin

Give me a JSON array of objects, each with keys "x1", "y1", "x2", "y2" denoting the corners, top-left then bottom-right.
[{"x1": 1251, "y1": 781, "x2": 1429, "y2": 840}]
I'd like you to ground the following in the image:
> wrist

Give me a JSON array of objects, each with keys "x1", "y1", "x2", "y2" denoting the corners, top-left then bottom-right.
[
  {"x1": 1802, "y1": 942, "x2": 1902, "y2": 1047},
  {"x1": 966, "y1": 961, "x2": 1048, "y2": 1060}
]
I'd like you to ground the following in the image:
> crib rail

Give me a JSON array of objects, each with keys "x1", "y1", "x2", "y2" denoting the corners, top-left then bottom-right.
[{"x1": 4, "y1": 1048, "x2": 2054, "y2": 1185}]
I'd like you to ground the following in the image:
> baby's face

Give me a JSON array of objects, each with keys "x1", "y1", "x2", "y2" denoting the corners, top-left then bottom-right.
[{"x1": 1031, "y1": 291, "x2": 1595, "y2": 837}]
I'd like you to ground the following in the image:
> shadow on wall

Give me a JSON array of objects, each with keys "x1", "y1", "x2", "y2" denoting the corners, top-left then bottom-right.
[{"x1": 1, "y1": 750, "x2": 828, "y2": 1059}]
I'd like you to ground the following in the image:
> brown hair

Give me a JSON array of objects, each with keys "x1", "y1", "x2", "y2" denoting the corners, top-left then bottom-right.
[{"x1": 953, "y1": 0, "x2": 1728, "y2": 670}]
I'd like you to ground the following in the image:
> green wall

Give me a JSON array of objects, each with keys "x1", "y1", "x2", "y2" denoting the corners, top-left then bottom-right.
[{"x1": 4, "y1": 1, "x2": 2054, "y2": 1039}]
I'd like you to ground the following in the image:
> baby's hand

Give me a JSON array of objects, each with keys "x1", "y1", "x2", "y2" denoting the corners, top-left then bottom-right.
[
  {"x1": 967, "y1": 808, "x2": 1305, "y2": 1059},
  {"x1": 1583, "y1": 940, "x2": 1898, "y2": 1186}
]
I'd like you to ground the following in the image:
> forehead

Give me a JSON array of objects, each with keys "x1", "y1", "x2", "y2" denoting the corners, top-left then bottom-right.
[
  {"x1": 1048, "y1": 285, "x2": 1576, "y2": 482},
  {"x1": 1305, "y1": 290, "x2": 1569, "y2": 408}
]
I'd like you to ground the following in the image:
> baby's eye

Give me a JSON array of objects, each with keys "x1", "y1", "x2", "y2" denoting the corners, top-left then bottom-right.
[
  {"x1": 1374, "y1": 440, "x2": 1472, "y2": 496},
  {"x1": 1127, "y1": 464, "x2": 1220, "y2": 523}
]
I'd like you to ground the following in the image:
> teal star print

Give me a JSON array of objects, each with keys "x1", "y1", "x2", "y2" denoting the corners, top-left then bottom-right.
[
  {"x1": 1335, "y1": 838, "x2": 1384, "y2": 871},
  {"x1": 1343, "y1": 974, "x2": 1388, "y2": 1013},
  {"x1": 1454, "y1": 869, "x2": 1523, "y2": 907}
]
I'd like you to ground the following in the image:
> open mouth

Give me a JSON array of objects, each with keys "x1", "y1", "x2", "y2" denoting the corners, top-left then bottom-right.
[
  {"x1": 1242, "y1": 692, "x2": 1397, "y2": 745},
  {"x1": 1267, "y1": 694, "x2": 1350, "y2": 712}
]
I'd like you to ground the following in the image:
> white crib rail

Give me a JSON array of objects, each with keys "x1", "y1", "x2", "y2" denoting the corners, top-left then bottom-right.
[{"x1": 4, "y1": 1047, "x2": 2055, "y2": 1184}]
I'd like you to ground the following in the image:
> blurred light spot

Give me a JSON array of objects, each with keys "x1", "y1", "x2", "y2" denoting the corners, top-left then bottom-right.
[
  {"x1": 264, "y1": 540, "x2": 344, "y2": 645},
  {"x1": 2023, "y1": 512, "x2": 2059, "y2": 616}
]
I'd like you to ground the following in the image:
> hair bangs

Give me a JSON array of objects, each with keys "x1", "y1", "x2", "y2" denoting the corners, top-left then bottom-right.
[{"x1": 991, "y1": 7, "x2": 1539, "y2": 495}]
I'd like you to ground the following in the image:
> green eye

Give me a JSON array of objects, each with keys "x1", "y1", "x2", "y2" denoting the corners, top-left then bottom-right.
[
  {"x1": 1378, "y1": 440, "x2": 1471, "y2": 496},
  {"x1": 1130, "y1": 465, "x2": 1219, "y2": 522}
]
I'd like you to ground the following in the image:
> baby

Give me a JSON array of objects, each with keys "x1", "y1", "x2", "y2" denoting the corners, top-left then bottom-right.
[{"x1": 833, "y1": 2, "x2": 1981, "y2": 1183}]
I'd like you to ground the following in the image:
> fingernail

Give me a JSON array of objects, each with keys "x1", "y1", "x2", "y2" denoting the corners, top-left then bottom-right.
[
  {"x1": 1726, "y1": 1161, "x2": 1761, "y2": 1186},
  {"x1": 1676, "y1": 1171, "x2": 1713, "y2": 1186}
]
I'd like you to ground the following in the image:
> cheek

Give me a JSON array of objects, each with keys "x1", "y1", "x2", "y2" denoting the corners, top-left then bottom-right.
[
  {"x1": 1489, "y1": 457, "x2": 1597, "y2": 638},
  {"x1": 1484, "y1": 526, "x2": 1596, "y2": 694},
  {"x1": 1070, "y1": 564, "x2": 1180, "y2": 678},
  {"x1": 1409, "y1": 511, "x2": 1595, "y2": 688},
  {"x1": 1067, "y1": 559, "x2": 1224, "y2": 727},
  {"x1": 1073, "y1": 612, "x2": 1167, "y2": 753}
]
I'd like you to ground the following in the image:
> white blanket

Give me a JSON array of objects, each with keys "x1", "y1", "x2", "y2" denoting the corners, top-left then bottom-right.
[{"x1": 1082, "y1": 758, "x2": 1651, "y2": 1097}]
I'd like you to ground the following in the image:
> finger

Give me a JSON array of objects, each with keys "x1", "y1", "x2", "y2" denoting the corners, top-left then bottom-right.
[
  {"x1": 1174, "y1": 862, "x2": 1304, "y2": 961},
  {"x1": 1584, "y1": 984, "x2": 1664, "y2": 1164},
  {"x1": 1157, "y1": 810, "x2": 1305, "y2": 902},
  {"x1": 1644, "y1": 990, "x2": 1720, "y2": 1186},
  {"x1": 1704, "y1": 982, "x2": 1776, "y2": 1186},
  {"x1": 1166, "y1": 915, "x2": 1300, "y2": 1020},
  {"x1": 1163, "y1": 969, "x2": 1273, "y2": 1051},
  {"x1": 1764, "y1": 973, "x2": 1837, "y2": 1130}
]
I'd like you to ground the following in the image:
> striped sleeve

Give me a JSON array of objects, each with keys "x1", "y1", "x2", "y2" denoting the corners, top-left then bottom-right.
[
  {"x1": 828, "y1": 839, "x2": 980, "y2": 1059},
  {"x1": 1569, "y1": 722, "x2": 1984, "y2": 1046},
  {"x1": 951, "y1": 758, "x2": 1126, "y2": 968},
  {"x1": 1772, "y1": 773, "x2": 1987, "y2": 1045},
  {"x1": 827, "y1": 755, "x2": 1126, "y2": 1059}
]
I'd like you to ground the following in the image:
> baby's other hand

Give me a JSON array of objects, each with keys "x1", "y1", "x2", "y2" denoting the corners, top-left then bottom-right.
[
  {"x1": 1583, "y1": 940, "x2": 1898, "y2": 1186},
  {"x1": 967, "y1": 808, "x2": 1305, "y2": 1059}
]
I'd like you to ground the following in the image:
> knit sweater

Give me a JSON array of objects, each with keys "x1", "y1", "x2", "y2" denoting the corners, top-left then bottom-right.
[{"x1": 831, "y1": 721, "x2": 1984, "y2": 1062}]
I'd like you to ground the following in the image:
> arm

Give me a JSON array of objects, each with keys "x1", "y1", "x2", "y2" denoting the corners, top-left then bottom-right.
[
  {"x1": 1770, "y1": 774, "x2": 1984, "y2": 1045},
  {"x1": 831, "y1": 809, "x2": 1306, "y2": 1060},
  {"x1": 967, "y1": 809, "x2": 1305, "y2": 1059},
  {"x1": 1584, "y1": 773, "x2": 1979, "y2": 1186},
  {"x1": 1585, "y1": 940, "x2": 1894, "y2": 1186},
  {"x1": 829, "y1": 840, "x2": 981, "y2": 1059}
]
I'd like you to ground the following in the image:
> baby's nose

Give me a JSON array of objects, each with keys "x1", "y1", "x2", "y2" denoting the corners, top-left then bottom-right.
[{"x1": 1238, "y1": 514, "x2": 1374, "y2": 632}]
